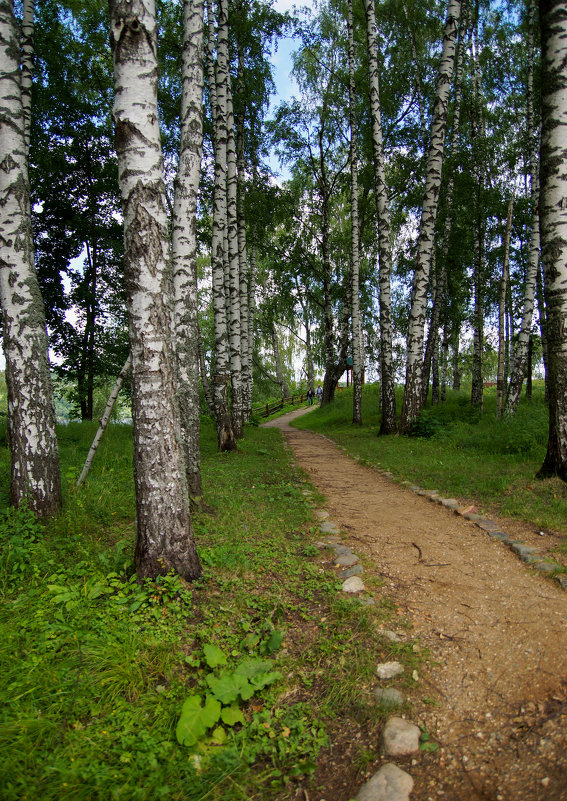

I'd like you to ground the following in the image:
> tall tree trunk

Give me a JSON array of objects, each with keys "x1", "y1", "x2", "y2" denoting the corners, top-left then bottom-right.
[
  {"x1": 537, "y1": 0, "x2": 567, "y2": 480},
  {"x1": 236, "y1": 42, "x2": 250, "y2": 425},
  {"x1": 20, "y1": 0, "x2": 33, "y2": 154},
  {"x1": 222, "y1": 12, "x2": 243, "y2": 438},
  {"x1": 498, "y1": 195, "x2": 514, "y2": 418},
  {"x1": 271, "y1": 322, "x2": 289, "y2": 399},
  {"x1": 400, "y1": 0, "x2": 461, "y2": 432},
  {"x1": 348, "y1": 0, "x2": 362, "y2": 425},
  {"x1": 422, "y1": 6, "x2": 468, "y2": 408},
  {"x1": 0, "y1": 0, "x2": 61, "y2": 517},
  {"x1": 208, "y1": 0, "x2": 236, "y2": 451},
  {"x1": 109, "y1": 0, "x2": 201, "y2": 579},
  {"x1": 172, "y1": 0, "x2": 205, "y2": 499},
  {"x1": 504, "y1": 0, "x2": 539, "y2": 417},
  {"x1": 469, "y1": 15, "x2": 485, "y2": 412},
  {"x1": 363, "y1": 0, "x2": 396, "y2": 434}
]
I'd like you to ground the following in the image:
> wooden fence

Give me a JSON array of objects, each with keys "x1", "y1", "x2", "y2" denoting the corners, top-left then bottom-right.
[{"x1": 251, "y1": 394, "x2": 308, "y2": 419}]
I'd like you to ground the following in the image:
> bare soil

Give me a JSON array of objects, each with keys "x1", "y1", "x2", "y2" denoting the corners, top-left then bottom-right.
[{"x1": 264, "y1": 408, "x2": 567, "y2": 801}]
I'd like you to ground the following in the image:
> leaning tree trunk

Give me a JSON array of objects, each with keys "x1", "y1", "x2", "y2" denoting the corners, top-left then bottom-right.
[
  {"x1": 364, "y1": 0, "x2": 396, "y2": 434},
  {"x1": 0, "y1": 0, "x2": 61, "y2": 517},
  {"x1": 497, "y1": 196, "x2": 514, "y2": 418},
  {"x1": 504, "y1": 0, "x2": 540, "y2": 417},
  {"x1": 109, "y1": 0, "x2": 201, "y2": 580},
  {"x1": 537, "y1": 0, "x2": 567, "y2": 481},
  {"x1": 348, "y1": 0, "x2": 363, "y2": 425},
  {"x1": 172, "y1": 0, "x2": 205, "y2": 500},
  {"x1": 400, "y1": 0, "x2": 461, "y2": 433}
]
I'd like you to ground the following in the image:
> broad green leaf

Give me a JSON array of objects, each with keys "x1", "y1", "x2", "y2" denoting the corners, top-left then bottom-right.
[
  {"x1": 250, "y1": 670, "x2": 282, "y2": 690},
  {"x1": 240, "y1": 632, "x2": 260, "y2": 651},
  {"x1": 211, "y1": 726, "x2": 227, "y2": 744},
  {"x1": 176, "y1": 694, "x2": 221, "y2": 747},
  {"x1": 263, "y1": 630, "x2": 284, "y2": 654},
  {"x1": 234, "y1": 658, "x2": 273, "y2": 679},
  {"x1": 206, "y1": 671, "x2": 252, "y2": 704},
  {"x1": 221, "y1": 705, "x2": 245, "y2": 726},
  {"x1": 203, "y1": 643, "x2": 227, "y2": 669}
]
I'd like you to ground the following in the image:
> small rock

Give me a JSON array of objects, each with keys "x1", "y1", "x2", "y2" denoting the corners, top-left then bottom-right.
[
  {"x1": 510, "y1": 542, "x2": 538, "y2": 560},
  {"x1": 556, "y1": 574, "x2": 567, "y2": 589},
  {"x1": 359, "y1": 596, "x2": 376, "y2": 605},
  {"x1": 331, "y1": 544, "x2": 352, "y2": 556},
  {"x1": 464, "y1": 512, "x2": 483, "y2": 521},
  {"x1": 381, "y1": 717, "x2": 421, "y2": 756},
  {"x1": 320, "y1": 521, "x2": 340, "y2": 534},
  {"x1": 456, "y1": 504, "x2": 478, "y2": 516},
  {"x1": 335, "y1": 553, "x2": 359, "y2": 567},
  {"x1": 340, "y1": 564, "x2": 364, "y2": 579},
  {"x1": 314, "y1": 509, "x2": 329, "y2": 521},
  {"x1": 377, "y1": 661, "x2": 404, "y2": 679},
  {"x1": 343, "y1": 576, "x2": 365, "y2": 593},
  {"x1": 532, "y1": 561, "x2": 557, "y2": 574},
  {"x1": 410, "y1": 485, "x2": 421, "y2": 492},
  {"x1": 441, "y1": 498, "x2": 459, "y2": 509},
  {"x1": 379, "y1": 629, "x2": 402, "y2": 642},
  {"x1": 354, "y1": 763, "x2": 414, "y2": 801},
  {"x1": 487, "y1": 531, "x2": 509, "y2": 541},
  {"x1": 374, "y1": 687, "x2": 405, "y2": 707},
  {"x1": 476, "y1": 519, "x2": 502, "y2": 532}
]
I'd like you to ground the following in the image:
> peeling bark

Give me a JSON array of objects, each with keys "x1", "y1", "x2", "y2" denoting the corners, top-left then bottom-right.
[
  {"x1": 0, "y1": 0, "x2": 61, "y2": 517},
  {"x1": 109, "y1": 0, "x2": 201, "y2": 579}
]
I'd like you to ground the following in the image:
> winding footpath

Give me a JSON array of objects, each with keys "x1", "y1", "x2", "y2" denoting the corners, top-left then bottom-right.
[{"x1": 263, "y1": 407, "x2": 567, "y2": 801}]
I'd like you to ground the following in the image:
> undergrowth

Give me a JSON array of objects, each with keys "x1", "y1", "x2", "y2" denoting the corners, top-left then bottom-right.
[{"x1": 0, "y1": 416, "x2": 414, "y2": 801}]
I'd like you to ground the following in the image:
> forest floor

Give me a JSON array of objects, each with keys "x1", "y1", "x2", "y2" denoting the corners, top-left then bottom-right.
[{"x1": 264, "y1": 407, "x2": 567, "y2": 801}]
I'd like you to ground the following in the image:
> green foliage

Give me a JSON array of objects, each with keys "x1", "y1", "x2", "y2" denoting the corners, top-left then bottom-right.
[{"x1": 4, "y1": 417, "x2": 416, "y2": 800}]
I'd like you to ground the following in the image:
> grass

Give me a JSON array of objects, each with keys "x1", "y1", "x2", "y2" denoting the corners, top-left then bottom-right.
[
  {"x1": 292, "y1": 383, "x2": 567, "y2": 536},
  {"x1": 0, "y1": 413, "x2": 418, "y2": 801}
]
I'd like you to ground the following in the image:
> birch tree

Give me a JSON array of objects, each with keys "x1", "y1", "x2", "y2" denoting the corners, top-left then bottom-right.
[
  {"x1": 172, "y1": 0, "x2": 205, "y2": 500},
  {"x1": 207, "y1": 0, "x2": 236, "y2": 451},
  {"x1": 362, "y1": 0, "x2": 397, "y2": 433},
  {"x1": 0, "y1": 0, "x2": 61, "y2": 516},
  {"x1": 504, "y1": 0, "x2": 539, "y2": 417},
  {"x1": 109, "y1": 0, "x2": 201, "y2": 579},
  {"x1": 347, "y1": 0, "x2": 362, "y2": 424},
  {"x1": 399, "y1": 0, "x2": 461, "y2": 433},
  {"x1": 537, "y1": 0, "x2": 567, "y2": 481}
]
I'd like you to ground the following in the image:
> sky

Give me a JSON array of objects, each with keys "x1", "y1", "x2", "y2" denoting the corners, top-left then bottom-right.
[{"x1": 0, "y1": 2, "x2": 308, "y2": 373}]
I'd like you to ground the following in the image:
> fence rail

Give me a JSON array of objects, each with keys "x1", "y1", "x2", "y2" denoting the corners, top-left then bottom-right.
[{"x1": 251, "y1": 394, "x2": 308, "y2": 419}]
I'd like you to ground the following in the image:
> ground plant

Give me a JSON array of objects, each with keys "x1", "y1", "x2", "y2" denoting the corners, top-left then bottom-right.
[{"x1": 0, "y1": 414, "x2": 418, "y2": 801}]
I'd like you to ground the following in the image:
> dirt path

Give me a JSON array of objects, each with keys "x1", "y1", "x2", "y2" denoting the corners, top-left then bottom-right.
[{"x1": 264, "y1": 408, "x2": 567, "y2": 801}]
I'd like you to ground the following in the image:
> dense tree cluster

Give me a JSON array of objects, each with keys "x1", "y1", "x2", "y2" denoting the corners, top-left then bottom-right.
[{"x1": 1, "y1": 0, "x2": 567, "y2": 578}]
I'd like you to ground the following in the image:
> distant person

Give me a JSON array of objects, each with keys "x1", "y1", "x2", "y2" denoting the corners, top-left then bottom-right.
[
  {"x1": 306, "y1": 388, "x2": 314, "y2": 406},
  {"x1": 315, "y1": 385, "x2": 322, "y2": 403}
]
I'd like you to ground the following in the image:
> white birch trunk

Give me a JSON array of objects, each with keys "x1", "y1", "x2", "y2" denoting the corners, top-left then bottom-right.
[
  {"x1": 363, "y1": 0, "x2": 396, "y2": 434},
  {"x1": 400, "y1": 0, "x2": 460, "y2": 433},
  {"x1": 172, "y1": 0, "x2": 205, "y2": 500},
  {"x1": 0, "y1": 0, "x2": 61, "y2": 516},
  {"x1": 20, "y1": 0, "x2": 33, "y2": 154},
  {"x1": 223, "y1": 30, "x2": 243, "y2": 438},
  {"x1": 538, "y1": 0, "x2": 567, "y2": 480},
  {"x1": 109, "y1": 0, "x2": 200, "y2": 580},
  {"x1": 348, "y1": 0, "x2": 362, "y2": 425},
  {"x1": 498, "y1": 196, "x2": 514, "y2": 419},
  {"x1": 208, "y1": 0, "x2": 235, "y2": 450},
  {"x1": 505, "y1": 0, "x2": 540, "y2": 417},
  {"x1": 236, "y1": 48, "x2": 250, "y2": 425}
]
